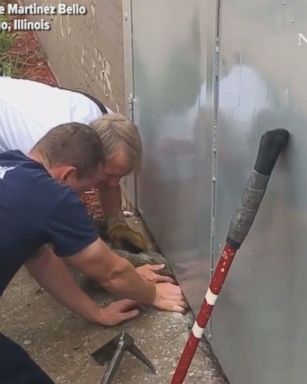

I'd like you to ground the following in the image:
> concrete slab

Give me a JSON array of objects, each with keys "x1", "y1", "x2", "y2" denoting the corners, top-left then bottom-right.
[{"x1": 1, "y1": 266, "x2": 228, "y2": 383}]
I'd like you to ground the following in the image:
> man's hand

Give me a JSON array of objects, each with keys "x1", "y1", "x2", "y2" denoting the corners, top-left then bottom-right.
[
  {"x1": 136, "y1": 264, "x2": 175, "y2": 284},
  {"x1": 107, "y1": 219, "x2": 147, "y2": 253},
  {"x1": 95, "y1": 299, "x2": 140, "y2": 326},
  {"x1": 153, "y1": 283, "x2": 188, "y2": 313},
  {"x1": 68, "y1": 238, "x2": 156, "y2": 305}
]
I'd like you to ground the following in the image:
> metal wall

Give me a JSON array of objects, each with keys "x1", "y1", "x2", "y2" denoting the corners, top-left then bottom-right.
[
  {"x1": 132, "y1": 0, "x2": 307, "y2": 383},
  {"x1": 212, "y1": 1, "x2": 307, "y2": 383},
  {"x1": 131, "y1": 0, "x2": 217, "y2": 312}
]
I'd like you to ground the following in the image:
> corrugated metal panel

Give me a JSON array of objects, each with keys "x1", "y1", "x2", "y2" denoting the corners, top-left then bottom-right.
[
  {"x1": 131, "y1": 1, "x2": 307, "y2": 382},
  {"x1": 132, "y1": 0, "x2": 218, "y2": 313},
  {"x1": 212, "y1": 1, "x2": 307, "y2": 383}
]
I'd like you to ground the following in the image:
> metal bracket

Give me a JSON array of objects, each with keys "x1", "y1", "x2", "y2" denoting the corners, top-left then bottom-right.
[{"x1": 91, "y1": 332, "x2": 156, "y2": 384}]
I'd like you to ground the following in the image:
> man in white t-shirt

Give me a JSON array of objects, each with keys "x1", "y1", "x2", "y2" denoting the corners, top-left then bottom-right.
[{"x1": 0, "y1": 76, "x2": 147, "y2": 253}]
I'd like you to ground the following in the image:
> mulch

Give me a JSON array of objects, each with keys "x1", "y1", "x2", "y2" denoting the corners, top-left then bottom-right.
[{"x1": 4, "y1": 2, "x2": 103, "y2": 218}]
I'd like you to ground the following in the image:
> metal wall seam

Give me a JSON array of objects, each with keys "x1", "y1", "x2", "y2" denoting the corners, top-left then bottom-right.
[
  {"x1": 208, "y1": 0, "x2": 221, "y2": 341},
  {"x1": 122, "y1": 0, "x2": 138, "y2": 210}
]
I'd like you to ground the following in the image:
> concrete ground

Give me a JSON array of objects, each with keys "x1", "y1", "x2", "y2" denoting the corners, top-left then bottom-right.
[
  {"x1": 1, "y1": 267, "x2": 228, "y2": 384},
  {"x1": 0, "y1": 215, "x2": 228, "y2": 384}
]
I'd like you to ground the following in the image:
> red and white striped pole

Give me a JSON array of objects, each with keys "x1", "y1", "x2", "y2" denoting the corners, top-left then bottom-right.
[{"x1": 171, "y1": 129, "x2": 290, "y2": 384}]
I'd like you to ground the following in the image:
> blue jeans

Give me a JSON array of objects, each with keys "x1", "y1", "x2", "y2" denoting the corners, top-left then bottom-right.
[{"x1": 0, "y1": 333, "x2": 54, "y2": 384}]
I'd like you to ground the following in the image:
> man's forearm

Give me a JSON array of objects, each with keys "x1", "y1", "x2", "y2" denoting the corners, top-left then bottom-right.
[
  {"x1": 25, "y1": 246, "x2": 101, "y2": 323},
  {"x1": 68, "y1": 239, "x2": 156, "y2": 305},
  {"x1": 97, "y1": 183, "x2": 123, "y2": 218},
  {"x1": 99, "y1": 257, "x2": 156, "y2": 304}
]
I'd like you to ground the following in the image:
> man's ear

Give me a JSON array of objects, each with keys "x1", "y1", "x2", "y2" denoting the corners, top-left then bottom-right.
[
  {"x1": 63, "y1": 166, "x2": 78, "y2": 182},
  {"x1": 51, "y1": 165, "x2": 78, "y2": 183}
]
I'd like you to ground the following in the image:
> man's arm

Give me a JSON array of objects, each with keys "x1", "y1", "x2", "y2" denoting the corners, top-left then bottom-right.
[
  {"x1": 98, "y1": 183, "x2": 122, "y2": 218},
  {"x1": 97, "y1": 183, "x2": 147, "y2": 253},
  {"x1": 25, "y1": 246, "x2": 140, "y2": 326},
  {"x1": 66, "y1": 238, "x2": 187, "y2": 312},
  {"x1": 67, "y1": 238, "x2": 155, "y2": 304},
  {"x1": 42, "y1": 186, "x2": 186, "y2": 313}
]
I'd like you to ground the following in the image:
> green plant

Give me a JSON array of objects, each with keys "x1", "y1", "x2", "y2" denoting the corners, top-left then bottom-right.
[
  {"x1": 0, "y1": 59, "x2": 18, "y2": 76},
  {"x1": 0, "y1": 10, "x2": 22, "y2": 76},
  {"x1": 0, "y1": 32, "x2": 13, "y2": 52},
  {"x1": 0, "y1": 2, "x2": 44, "y2": 77}
]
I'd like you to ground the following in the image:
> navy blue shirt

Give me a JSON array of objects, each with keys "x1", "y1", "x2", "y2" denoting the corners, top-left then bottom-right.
[{"x1": 0, "y1": 151, "x2": 98, "y2": 296}]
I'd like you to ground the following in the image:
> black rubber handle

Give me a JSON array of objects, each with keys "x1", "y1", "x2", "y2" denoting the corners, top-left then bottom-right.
[
  {"x1": 227, "y1": 128, "x2": 290, "y2": 249},
  {"x1": 254, "y1": 128, "x2": 290, "y2": 176}
]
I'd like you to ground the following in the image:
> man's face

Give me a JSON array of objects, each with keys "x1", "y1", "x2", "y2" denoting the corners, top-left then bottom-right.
[
  {"x1": 73, "y1": 168, "x2": 104, "y2": 192},
  {"x1": 57, "y1": 163, "x2": 104, "y2": 193},
  {"x1": 100, "y1": 144, "x2": 133, "y2": 187}
]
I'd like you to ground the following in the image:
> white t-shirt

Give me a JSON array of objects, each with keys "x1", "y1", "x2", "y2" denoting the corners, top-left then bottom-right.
[{"x1": 0, "y1": 77, "x2": 111, "y2": 154}]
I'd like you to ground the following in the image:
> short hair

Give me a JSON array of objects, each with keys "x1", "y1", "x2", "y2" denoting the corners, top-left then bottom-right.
[
  {"x1": 32, "y1": 122, "x2": 105, "y2": 178},
  {"x1": 90, "y1": 113, "x2": 142, "y2": 172}
]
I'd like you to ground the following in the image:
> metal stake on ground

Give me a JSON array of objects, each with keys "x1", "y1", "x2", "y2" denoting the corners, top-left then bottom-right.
[{"x1": 92, "y1": 331, "x2": 156, "y2": 384}]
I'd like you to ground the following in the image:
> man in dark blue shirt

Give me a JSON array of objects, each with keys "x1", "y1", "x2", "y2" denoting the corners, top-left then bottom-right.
[
  {"x1": 0, "y1": 122, "x2": 186, "y2": 383},
  {"x1": 0, "y1": 76, "x2": 147, "y2": 254}
]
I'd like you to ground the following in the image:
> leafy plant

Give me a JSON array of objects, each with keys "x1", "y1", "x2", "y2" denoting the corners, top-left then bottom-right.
[
  {"x1": 0, "y1": 9, "x2": 21, "y2": 76},
  {"x1": 0, "y1": 1, "x2": 46, "y2": 77},
  {"x1": 0, "y1": 59, "x2": 18, "y2": 76}
]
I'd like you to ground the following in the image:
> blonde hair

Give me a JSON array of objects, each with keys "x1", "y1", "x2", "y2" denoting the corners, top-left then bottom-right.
[{"x1": 90, "y1": 113, "x2": 142, "y2": 172}]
